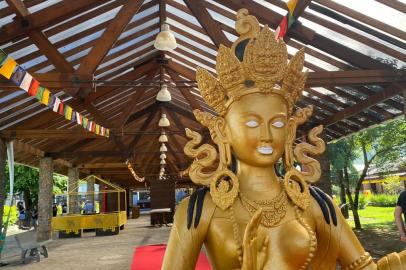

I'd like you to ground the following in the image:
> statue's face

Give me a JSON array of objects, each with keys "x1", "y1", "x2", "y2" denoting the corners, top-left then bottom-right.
[{"x1": 224, "y1": 92, "x2": 288, "y2": 167}]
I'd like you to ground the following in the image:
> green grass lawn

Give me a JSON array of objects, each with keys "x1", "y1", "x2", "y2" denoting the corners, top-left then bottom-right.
[{"x1": 346, "y1": 206, "x2": 397, "y2": 230}]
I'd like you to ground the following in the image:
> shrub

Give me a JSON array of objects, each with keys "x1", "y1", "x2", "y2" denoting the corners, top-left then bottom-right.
[
  {"x1": 357, "y1": 194, "x2": 368, "y2": 209},
  {"x1": 3, "y1": 205, "x2": 18, "y2": 226},
  {"x1": 369, "y1": 194, "x2": 398, "y2": 207}
]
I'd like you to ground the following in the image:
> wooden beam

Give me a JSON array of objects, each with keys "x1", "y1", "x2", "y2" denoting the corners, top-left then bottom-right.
[
  {"x1": 216, "y1": 0, "x2": 390, "y2": 70},
  {"x1": 313, "y1": 0, "x2": 406, "y2": 41},
  {"x1": 77, "y1": 0, "x2": 144, "y2": 76},
  {"x1": 5, "y1": 0, "x2": 75, "y2": 74},
  {"x1": 47, "y1": 151, "x2": 130, "y2": 159},
  {"x1": 183, "y1": 0, "x2": 231, "y2": 48},
  {"x1": 0, "y1": 73, "x2": 93, "y2": 89},
  {"x1": 0, "y1": 129, "x2": 105, "y2": 139},
  {"x1": 77, "y1": 163, "x2": 127, "y2": 169},
  {"x1": 322, "y1": 83, "x2": 404, "y2": 127},
  {"x1": 306, "y1": 69, "x2": 406, "y2": 86},
  {"x1": 117, "y1": 70, "x2": 158, "y2": 128},
  {"x1": 166, "y1": 68, "x2": 202, "y2": 110},
  {"x1": 0, "y1": 0, "x2": 109, "y2": 43},
  {"x1": 129, "y1": 107, "x2": 160, "y2": 150}
]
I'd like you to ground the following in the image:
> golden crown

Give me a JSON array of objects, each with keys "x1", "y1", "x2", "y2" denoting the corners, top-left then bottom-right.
[{"x1": 196, "y1": 9, "x2": 307, "y2": 116}]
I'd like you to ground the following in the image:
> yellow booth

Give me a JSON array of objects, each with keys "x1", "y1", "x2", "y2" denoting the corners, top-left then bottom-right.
[{"x1": 52, "y1": 175, "x2": 127, "y2": 238}]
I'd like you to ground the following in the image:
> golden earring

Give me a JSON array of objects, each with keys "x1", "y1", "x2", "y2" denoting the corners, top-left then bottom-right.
[
  {"x1": 210, "y1": 141, "x2": 239, "y2": 210},
  {"x1": 283, "y1": 169, "x2": 310, "y2": 210}
]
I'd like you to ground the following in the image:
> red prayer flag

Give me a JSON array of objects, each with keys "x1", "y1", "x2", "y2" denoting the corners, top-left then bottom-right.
[
  {"x1": 28, "y1": 79, "x2": 39, "y2": 96},
  {"x1": 59, "y1": 102, "x2": 64, "y2": 115},
  {"x1": 277, "y1": 16, "x2": 288, "y2": 39}
]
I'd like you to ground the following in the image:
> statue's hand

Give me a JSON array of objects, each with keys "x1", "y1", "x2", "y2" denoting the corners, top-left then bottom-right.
[{"x1": 241, "y1": 209, "x2": 269, "y2": 270}]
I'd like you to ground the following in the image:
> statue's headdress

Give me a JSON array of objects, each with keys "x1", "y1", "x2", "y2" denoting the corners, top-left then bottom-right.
[
  {"x1": 197, "y1": 9, "x2": 307, "y2": 116},
  {"x1": 183, "y1": 9, "x2": 325, "y2": 212}
]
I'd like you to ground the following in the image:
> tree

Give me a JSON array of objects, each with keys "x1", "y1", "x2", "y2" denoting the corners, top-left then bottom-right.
[{"x1": 329, "y1": 119, "x2": 406, "y2": 229}]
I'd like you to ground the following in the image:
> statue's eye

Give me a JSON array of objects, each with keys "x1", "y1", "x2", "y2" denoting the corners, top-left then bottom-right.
[
  {"x1": 245, "y1": 120, "x2": 259, "y2": 128},
  {"x1": 272, "y1": 121, "x2": 284, "y2": 128}
]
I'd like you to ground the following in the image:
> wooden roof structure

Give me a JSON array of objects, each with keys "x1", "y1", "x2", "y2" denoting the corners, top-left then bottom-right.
[{"x1": 0, "y1": 0, "x2": 405, "y2": 188}]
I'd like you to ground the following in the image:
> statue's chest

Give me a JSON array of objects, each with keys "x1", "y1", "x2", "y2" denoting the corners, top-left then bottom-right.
[{"x1": 205, "y1": 206, "x2": 314, "y2": 270}]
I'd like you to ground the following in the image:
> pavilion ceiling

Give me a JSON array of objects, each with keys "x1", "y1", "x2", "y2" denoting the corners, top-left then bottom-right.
[{"x1": 0, "y1": 0, "x2": 404, "y2": 188}]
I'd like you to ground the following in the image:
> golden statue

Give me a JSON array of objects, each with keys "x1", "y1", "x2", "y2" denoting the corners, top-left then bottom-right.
[{"x1": 162, "y1": 9, "x2": 406, "y2": 270}]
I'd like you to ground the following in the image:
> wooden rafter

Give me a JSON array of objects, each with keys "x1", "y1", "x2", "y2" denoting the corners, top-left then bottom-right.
[
  {"x1": 321, "y1": 83, "x2": 404, "y2": 127},
  {"x1": 183, "y1": 0, "x2": 231, "y2": 48},
  {"x1": 77, "y1": 0, "x2": 145, "y2": 76}
]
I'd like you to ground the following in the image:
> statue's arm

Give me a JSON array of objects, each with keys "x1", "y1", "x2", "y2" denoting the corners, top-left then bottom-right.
[
  {"x1": 310, "y1": 187, "x2": 406, "y2": 270},
  {"x1": 162, "y1": 191, "x2": 215, "y2": 270}
]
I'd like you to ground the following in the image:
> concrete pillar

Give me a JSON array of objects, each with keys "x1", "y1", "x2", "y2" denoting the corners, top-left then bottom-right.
[
  {"x1": 37, "y1": 157, "x2": 53, "y2": 242},
  {"x1": 86, "y1": 176, "x2": 95, "y2": 205},
  {"x1": 67, "y1": 167, "x2": 79, "y2": 214},
  {"x1": 315, "y1": 134, "x2": 332, "y2": 195},
  {"x1": 0, "y1": 139, "x2": 7, "y2": 233}
]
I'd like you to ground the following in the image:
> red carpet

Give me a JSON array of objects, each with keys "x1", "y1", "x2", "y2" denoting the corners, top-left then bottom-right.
[{"x1": 131, "y1": 244, "x2": 211, "y2": 270}]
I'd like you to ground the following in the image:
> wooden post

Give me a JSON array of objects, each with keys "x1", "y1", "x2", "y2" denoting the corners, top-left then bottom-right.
[
  {"x1": 67, "y1": 167, "x2": 79, "y2": 214},
  {"x1": 37, "y1": 157, "x2": 53, "y2": 242},
  {"x1": 0, "y1": 139, "x2": 7, "y2": 234},
  {"x1": 86, "y1": 176, "x2": 95, "y2": 207},
  {"x1": 150, "y1": 179, "x2": 175, "y2": 225}
]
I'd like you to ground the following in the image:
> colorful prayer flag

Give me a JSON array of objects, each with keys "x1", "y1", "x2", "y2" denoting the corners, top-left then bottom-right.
[
  {"x1": 58, "y1": 102, "x2": 64, "y2": 115},
  {"x1": 41, "y1": 89, "x2": 51, "y2": 105},
  {"x1": 10, "y1": 66, "x2": 25, "y2": 85},
  {"x1": 52, "y1": 97, "x2": 61, "y2": 112},
  {"x1": 76, "y1": 112, "x2": 82, "y2": 125},
  {"x1": 287, "y1": 0, "x2": 298, "y2": 14},
  {"x1": 36, "y1": 86, "x2": 45, "y2": 101},
  {"x1": 19, "y1": 73, "x2": 31, "y2": 91},
  {"x1": 0, "y1": 49, "x2": 7, "y2": 67},
  {"x1": 20, "y1": 72, "x2": 33, "y2": 92},
  {"x1": 0, "y1": 58, "x2": 17, "y2": 79},
  {"x1": 28, "y1": 79, "x2": 39, "y2": 96},
  {"x1": 65, "y1": 106, "x2": 73, "y2": 120},
  {"x1": 71, "y1": 110, "x2": 76, "y2": 123},
  {"x1": 288, "y1": 13, "x2": 295, "y2": 28},
  {"x1": 82, "y1": 117, "x2": 88, "y2": 129},
  {"x1": 277, "y1": 16, "x2": 288, "y2": 39}
]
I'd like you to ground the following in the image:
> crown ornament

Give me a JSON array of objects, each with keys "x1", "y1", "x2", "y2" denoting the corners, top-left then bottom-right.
[{"x1": 196, "y1": 9, "x2": 307, "y2": 116}]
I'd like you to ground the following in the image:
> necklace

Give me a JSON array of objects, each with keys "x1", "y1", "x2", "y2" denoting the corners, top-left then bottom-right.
[{"x1": 239, "y1": 186, "x2": 287, "y2": 228}]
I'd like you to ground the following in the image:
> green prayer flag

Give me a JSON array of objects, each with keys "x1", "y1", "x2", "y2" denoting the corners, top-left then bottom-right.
[
  {"x1": 0, "y1": 49, "x2": 7, "y2": 66},
  {"x1": 36, "y1": 86, "x2": 45, "y2": 101},
  {"x1": 288, "y1": 13, "x2": 295, "y2": 28}
]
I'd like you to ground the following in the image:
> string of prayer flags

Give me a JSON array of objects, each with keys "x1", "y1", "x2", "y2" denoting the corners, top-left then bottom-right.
[
  {"x1": 0, "y1": 49, "x2": 109, "y2": 138},
  {"x1": 275, "y1": 0, "x2": 298, "y2": 40}
]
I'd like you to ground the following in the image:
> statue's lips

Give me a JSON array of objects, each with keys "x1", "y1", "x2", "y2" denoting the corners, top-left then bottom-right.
[{"x1": 257, "y1": 146, "x2": 273, "y2": 155}]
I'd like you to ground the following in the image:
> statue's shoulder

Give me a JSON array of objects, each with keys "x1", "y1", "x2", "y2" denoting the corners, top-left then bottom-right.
[
  {"x1": 308, "y1": 186, "x2": 338, "y2": 226},
  {"x1": 178, "y1": 187, "x2": 216, "y2": 230}
]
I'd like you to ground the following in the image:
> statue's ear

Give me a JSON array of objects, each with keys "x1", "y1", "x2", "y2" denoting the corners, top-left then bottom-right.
[
  {"x1": 284, "y1": 118, "x2": 297, "y2": 169},
  {"x1": 213, "y1": 117, "x2": 228, "y2": 142}
]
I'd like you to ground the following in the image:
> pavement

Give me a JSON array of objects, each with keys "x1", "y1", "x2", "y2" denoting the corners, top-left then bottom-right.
[{"x1": 1, "y1": 214, "x2": 171, "y2": 270}]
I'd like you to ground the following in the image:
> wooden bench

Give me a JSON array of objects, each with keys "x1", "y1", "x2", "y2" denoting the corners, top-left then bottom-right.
[{"x1": 14, "y1": 231, "x2": 50, "y2": 264}]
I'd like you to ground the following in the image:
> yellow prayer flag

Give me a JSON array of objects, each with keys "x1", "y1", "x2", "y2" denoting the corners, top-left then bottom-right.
[
  {"x1": 95, "y1": 124, "x2": 100, "y2": 134},
  {"x1": 0, "y1": 58, "x2": 17, "y2": 79},
  {"x1": 66, "y1": 106, "x2": 73, "y2": 120},
  {"x1": 41, "y1": 89, "x2": 50, "y2": 105},
  {"x1": 287, "y1": 0, "x2": 298, "y2": 14}
]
